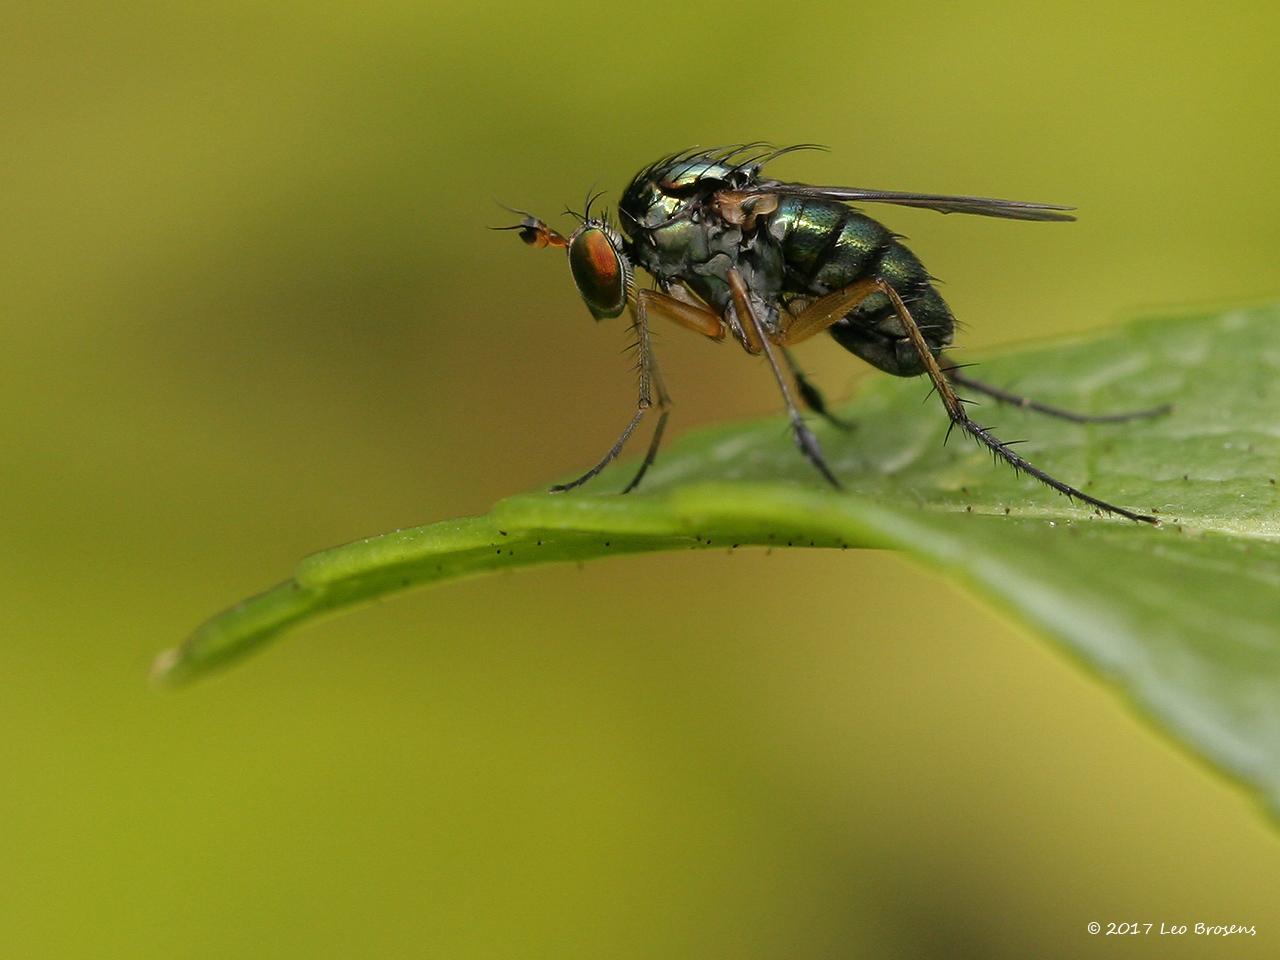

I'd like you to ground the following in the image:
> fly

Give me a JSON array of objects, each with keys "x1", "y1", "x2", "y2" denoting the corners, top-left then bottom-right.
[{"x1": 496, "y1": 143, "x2": 1170, "y2": 523}]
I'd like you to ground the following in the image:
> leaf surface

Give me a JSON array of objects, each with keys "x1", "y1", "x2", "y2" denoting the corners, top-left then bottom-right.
[{"x1": 156, "y1": 306, "x2": 1280, "y2": 818}]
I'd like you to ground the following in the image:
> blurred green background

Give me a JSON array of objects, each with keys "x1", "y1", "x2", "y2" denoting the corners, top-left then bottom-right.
[{"x1": 4, "y1": 1, "x2": 1279, "y2": 956}]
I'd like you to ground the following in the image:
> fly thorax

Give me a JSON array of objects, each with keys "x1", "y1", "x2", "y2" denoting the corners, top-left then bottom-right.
[
  {"x1": 648, "y1": 217, "x2": 712, "y2": 277},
  {"x1": 737, "y1": 237, "x2": 785, "y2": 303}
]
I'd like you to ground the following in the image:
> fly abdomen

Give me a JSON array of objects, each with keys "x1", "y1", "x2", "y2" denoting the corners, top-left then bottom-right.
[
  {"x1": 774, "y1": 197, "x2": 886, "y2": 292},
  {"x1": 773, "y1": 197, "x2": 955, "y2": 377}
]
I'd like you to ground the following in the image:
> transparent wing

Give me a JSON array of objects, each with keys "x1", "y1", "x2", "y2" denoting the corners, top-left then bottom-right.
[{"x1": 749, "y1": 181, "x2": 1076, "y2": 221}]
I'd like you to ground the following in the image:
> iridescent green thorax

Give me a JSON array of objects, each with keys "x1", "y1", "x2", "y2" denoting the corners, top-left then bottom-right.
[
  {"x1": 618, "y1": 154, "x2": 761, "y2": 312},
  {"x1": 619, "y1": 157, "x2": 739, "y2": 233}
]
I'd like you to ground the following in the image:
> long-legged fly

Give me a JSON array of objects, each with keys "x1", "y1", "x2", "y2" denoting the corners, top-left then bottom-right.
[{"x1": 497, "y1": 144, "x2": 1169, "y2": 523}]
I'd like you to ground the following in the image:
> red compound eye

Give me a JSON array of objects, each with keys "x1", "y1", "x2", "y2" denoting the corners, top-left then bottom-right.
[{"x1": 568, "y1": 228, "x2": 628, "y2": 319}]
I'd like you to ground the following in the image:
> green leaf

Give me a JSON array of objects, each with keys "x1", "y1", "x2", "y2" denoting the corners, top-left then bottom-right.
[{"x1": 155, "y1": 305, "x2": 1280, "y2": 819}]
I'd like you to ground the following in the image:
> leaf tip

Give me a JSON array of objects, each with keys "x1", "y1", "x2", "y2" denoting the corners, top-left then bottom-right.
[{"x1": 148, "y1": 646, "x2": 186, "y2": 689}]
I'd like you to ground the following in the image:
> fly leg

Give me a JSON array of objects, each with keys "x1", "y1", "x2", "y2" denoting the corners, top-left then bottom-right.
[
  {"x1": 621, "y1": 289, "x2": 729, "y2": 493},
  {"x1": 548, "y1": 396, "x2": 648, "y2": 493},
  {"x1": 620, "y1": 349, "x2": 671, "y2": 494},
  {"x1": 779, "y1": 278, "x2": 1156, "y2": 523},
  {"x1": 552, "y1": 289, "x2": 723, "y2": 494},
  {"x1": 941, "y1": 359, "x2": 1172, "y2": 424},
  {"x1": 782, "y1": 347, "x2": 854, "y2": 432},
  {"x1": 727, "y1": 268, "x2": 842, "y2": 489}
]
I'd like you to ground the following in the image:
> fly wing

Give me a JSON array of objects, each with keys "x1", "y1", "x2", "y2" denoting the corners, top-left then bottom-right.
[{"x1": 748, "y1": 181, "x2": 1076, "y2": 222}]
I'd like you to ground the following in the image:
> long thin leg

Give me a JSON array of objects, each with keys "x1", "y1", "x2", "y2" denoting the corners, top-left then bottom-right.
[
  {"x1": 621, "y1": 409, "x2": 669, "y2": 493},
  {"x1": 549, "y1": 408, "x2": 647, "y2": 493},
  {"x1": 941, "y1": 357, "x2": 1172, "y2": 424},
  {"x1": 874, "y1": 281, "x2": 1156, "y2": 523},
  {"x1": 783, "y1": 288, "x2": 1169, "y2": 425},
  {"x1": 778, "y1": 278, "x2": 1158, "y2": 522},
  {"x1": 552, "y1": 290, "x2": 715, "y2": 494},
  {"x1": 550, "y1": 301, "x2": 656, "y2": 493},
  {"x1": 618, "y1": 289, "x2": 723, "y2": 492},
  {"x1": 782, "y1": 347, "x2": 854, "y2": 431},
  {"x1": 621, "y1": 347, "x2": 673, "y2": 494},
  {"x1": 728, "y1": 268, "x2": 842, "y2": 489}
]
